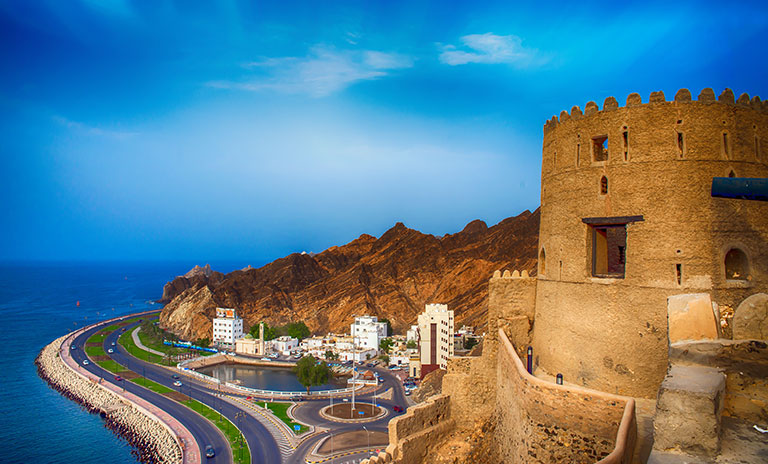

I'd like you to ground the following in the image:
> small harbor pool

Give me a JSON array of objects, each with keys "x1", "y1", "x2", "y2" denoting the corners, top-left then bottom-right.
[{"x1": 196, "y1": 363, "x2": 346, "y2": 392}]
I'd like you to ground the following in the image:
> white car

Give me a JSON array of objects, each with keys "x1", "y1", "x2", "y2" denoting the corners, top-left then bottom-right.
[
  {"x1": 82, "y1": 360, "x2": 90, "y2": 366},
  {"x1": 107, "y1": 348, "x2": 114, "y2": 354},
  {"x1": 173, "y1": 381, "x2": 182, "y2": 387},
  {"x1": 261, "y1": 357, "x2": 272, "y2": 362}
]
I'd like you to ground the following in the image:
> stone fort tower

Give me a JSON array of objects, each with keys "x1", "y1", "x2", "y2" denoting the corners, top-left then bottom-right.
[{"x1": 532, "y1": 88, "x2": 768, "y2": 397}]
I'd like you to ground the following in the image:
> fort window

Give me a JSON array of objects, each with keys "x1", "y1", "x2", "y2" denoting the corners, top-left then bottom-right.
[
  {"x1": 755, "y1": 136, "x2": 761, "y2": 160},
  {"x1": 622, "y1": 130, "x2": 628, "y2": 161},
  {"x1": 583, "y1": 216, "x2": 643, "y2": 279},
  {"x1": 590, "y1": 225, "x2": 626, "y2": 278},
  {"x1": 722, "y1": 132, "x2": 730, "y2": 159},
  {"x1": 576, "y1": 143, "x2": 581, "y2": 166},
  {"x1": 539, "y1": 248, "x2": 546, "y2": 275},
  {"x1": 725, "y1": 248, "x2": 749, "y2": 280},
  {"x1": 592, "y1": 135, "x2": 608, "y2": 162},
  {"x1": 676, "y1": 264, "x2": 682, "y2": 285},
  {"x1": 553, "y1": 150, "x2": 557, "y2": 168},
  {"x1": 728, "y1": 170, "x2": 736, "y2": 178},
  {"x1": 677, "y1": 132, "x2": 685, "y2": 158},
  {"x1": 600, "y1": 176, "x2": 608, "y2": 195}
]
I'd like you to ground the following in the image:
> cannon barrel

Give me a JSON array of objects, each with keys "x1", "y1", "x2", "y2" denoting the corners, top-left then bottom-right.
[{"x1": 711, "y1": 177, "x2": 768, "y2": 202}]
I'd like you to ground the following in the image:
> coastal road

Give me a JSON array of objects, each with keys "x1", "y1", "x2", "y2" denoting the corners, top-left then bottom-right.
[
  {"x1": 74, "y1": 313, "x2": 412, "y2": 464},
  {"x1": 70, "y1": 322, "x2": 232, "y2": 464},
  {"x1": 103, "y1": 320, "x2": 281, "y2": 463}
]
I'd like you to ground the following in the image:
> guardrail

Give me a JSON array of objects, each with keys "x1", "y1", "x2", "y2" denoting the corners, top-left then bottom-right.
[{"x1": 223, "y1": 382, "x2": 360, "y2": 397}]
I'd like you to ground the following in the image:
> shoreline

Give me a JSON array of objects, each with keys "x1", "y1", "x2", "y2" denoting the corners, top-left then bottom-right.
[{"x1": 35, "y1": 332, "x2": 184, "y2": 464}]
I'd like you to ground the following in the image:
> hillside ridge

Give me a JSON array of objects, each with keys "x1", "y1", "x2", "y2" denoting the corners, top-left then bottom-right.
[{"x1": 159, "y1": 209, "x2": 539, "y2": 341}]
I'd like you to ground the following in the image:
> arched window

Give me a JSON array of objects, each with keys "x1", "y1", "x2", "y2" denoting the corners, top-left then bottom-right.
[
  {"x1": 600, "y1": 176, "x2": 608, "y2": 195},
  {"x1": 539, "y1": 248, "x2": 546, "y2": 275},
  {"x1": 728, "y1": 170, "x2": 736, "y2": 178},
  {"x1": 725, "y1": 248, "x2": 749, "y2": 280}
]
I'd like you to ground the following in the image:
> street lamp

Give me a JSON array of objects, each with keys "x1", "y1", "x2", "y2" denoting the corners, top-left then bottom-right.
[
  {"x1": 235, "y1": 411, "x2": 246, "y2": 461},
  {"x1": 362, "y1": 425, "x2": 371, "y2": 457}
]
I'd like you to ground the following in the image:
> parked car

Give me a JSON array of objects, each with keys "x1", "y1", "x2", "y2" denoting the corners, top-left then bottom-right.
[
  {"x1": 289, "y1": 395, "x2": 304, "y2": 402},
  {"x1": 393, "y1": 406, "x2": 404, "y2": 412},
  {"x1": 261, "y1": 357, "x2": 272, "y2": 362},
  {"x1": 378, "y1": 377, "x2": 385, "y2": 383},
  {"x1": 173, "y1": 381, "x2": 182, "y2": 387},
  {"x1": 205, "y1": 445, "x2": 215, "y2": 458},
  {"x1": 405, "y1": 390, "x2": 411, "y2": 396}
]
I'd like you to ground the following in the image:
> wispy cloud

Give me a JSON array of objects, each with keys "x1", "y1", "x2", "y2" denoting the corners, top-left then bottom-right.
[
  {"x1": 209, "y1": 46, "x2": 413, "y2": 97},
  {"x1": 439, "y1": 33, "x2": 542, "y2": 67},
  {"x1": 53, "y1": 115, "x2": 138, "y2": 139}
]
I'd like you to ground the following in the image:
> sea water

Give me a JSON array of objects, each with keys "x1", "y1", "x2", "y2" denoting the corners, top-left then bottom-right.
[{"x1": 0, "y1": 261, "x2": 247, "y2": 463}]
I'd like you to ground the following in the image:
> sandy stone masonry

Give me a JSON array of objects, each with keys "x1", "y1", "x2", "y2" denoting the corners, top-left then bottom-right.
[{"x1": 535, "y1": 88, "x2": 768, "y2": 398}]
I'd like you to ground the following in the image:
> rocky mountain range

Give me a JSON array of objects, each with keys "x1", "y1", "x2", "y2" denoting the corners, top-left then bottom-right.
[{"x1": 159, "y1": 209, "x2": 539, "y2": 341}]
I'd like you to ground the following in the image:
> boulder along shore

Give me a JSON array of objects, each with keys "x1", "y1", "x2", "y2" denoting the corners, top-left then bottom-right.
[{"x1": 35, "y1": 335, "x2": 182, "y2": 464}]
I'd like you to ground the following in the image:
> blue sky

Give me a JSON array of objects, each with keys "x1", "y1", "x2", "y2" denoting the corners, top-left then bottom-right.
[{"x1": 1, "y1": 0, "x2": 767, "y2": 263}]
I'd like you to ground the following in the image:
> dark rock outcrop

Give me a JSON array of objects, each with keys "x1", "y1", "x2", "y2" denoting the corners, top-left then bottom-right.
[{"x1": 160, "y1": 209, "x2": 539, "y2": 341}]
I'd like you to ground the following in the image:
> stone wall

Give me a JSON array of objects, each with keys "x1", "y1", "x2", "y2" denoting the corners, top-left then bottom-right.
[
  {"x1": 438, "y1": 270, "x2": 538, "y2": 433},
  {"x1": 496, "y1": 328, "x2": 636, "y2": 464},
  {"x1": 535, "y1": 88, "x2": 768, "y2": 398},
  {"x1": 360, "y1": 394, "x2": 454, "y2": 464}
]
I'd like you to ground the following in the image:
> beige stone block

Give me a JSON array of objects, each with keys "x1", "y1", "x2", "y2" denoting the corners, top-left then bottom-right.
[
  {"x1": 668, "y1": 294, "x2": 719, "y2": 343},
  {"x1": 653, "y1": 365, "x2": 725, "y2": 456},
  {"x1": 733, "y1": 293, "x2": 768, "y2": 340}
]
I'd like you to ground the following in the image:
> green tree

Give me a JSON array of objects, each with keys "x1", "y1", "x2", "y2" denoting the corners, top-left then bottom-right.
[
  {"x1": 285, "y1": 322, "x2": 310, "y2": 340},
  {"x1": 249, "y1": 322, "x2": 278, "y2": 340},
  {"x1": 379, "y1": 338, "x2": 394, "y2": 353},
  {"x1": 324, "y1": 350, "x2": 339, "y2": 360},
  {"x1": 380, "y1": 354, "x2": 390, "y2": 364},
  {"x1": 293, "y1": 356, "x2": 330, "y2": 394},
  {"x1": 406, "y1": 340, "x2": 417, "y2": 349},
  {"x1": 464, "y1": 337, "x2": 479, "y2": 350},
  {"x1": 195, "y1": 337, "x2": 210, "y2": 348}
]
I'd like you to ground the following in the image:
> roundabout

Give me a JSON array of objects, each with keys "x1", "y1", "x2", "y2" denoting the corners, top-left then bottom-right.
[{"x1": 320, "y1": 402, "x2": 388, "y2": 422}]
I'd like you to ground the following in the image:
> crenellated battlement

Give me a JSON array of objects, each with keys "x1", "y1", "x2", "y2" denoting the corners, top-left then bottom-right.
[
  {"x1": 543, "y1": 88, "x2": 767, "y2": 133},
  {"x1": 492, "y1": 269, "x2": 533, "y2": 280}
]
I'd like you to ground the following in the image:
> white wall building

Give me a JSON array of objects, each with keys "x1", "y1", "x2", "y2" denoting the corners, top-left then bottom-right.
[
  {"x1": 417, "y1": 303, "x2": 454, "y2": 377},
  {"x1": 338, "y1": 348, "x2": 378, "y2": 363},
  {"x1": 212, "y1": 308, "x2": 244, "y2": 345},
  {"x1": 273, "y1": 336, "x2": 299, "y2": 354},
  {"x1": 350, "y1": 316, "x2": 388, "y2": 350},
  {"x1": 406, "y1": 325, "x2": 419, "y2": 342}
]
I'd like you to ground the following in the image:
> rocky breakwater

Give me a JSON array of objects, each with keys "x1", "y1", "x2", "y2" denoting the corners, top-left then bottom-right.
[{"x1": 35, "y1": 335, "x2": 183, "y2": 464}]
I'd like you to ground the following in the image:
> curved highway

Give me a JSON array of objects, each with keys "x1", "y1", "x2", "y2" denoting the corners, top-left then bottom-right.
[
  {"x1": 104, "y1": 319, "x2": 282, "y2": 463},
  {"x1": 71, "y1": 313, "x2": 413, "y2": 464},
  {"x1": 70, "y1": 320, "x2": 232, "y2": 463}
]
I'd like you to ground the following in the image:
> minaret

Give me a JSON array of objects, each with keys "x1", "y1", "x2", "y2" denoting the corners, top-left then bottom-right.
[{"x1": 259, "y1": 322, "x2": 265, "y2": 356}]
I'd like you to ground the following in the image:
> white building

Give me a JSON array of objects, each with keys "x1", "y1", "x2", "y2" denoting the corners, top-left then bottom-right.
[
  {"x1": 389, "y1": 352, "x2": 410, "y2": 367},
  {"x1": 417, "y1": 303, "x2": 454, "y2": 378},
  {"x1": 273, "y1": 336, "x2": 299, "y2": 355},
  {"x1": 212, "y1": 308, "x2": 244, "y2": 345},
  {"x1": 350, "y1": 315, "x2": 388, "y2": 350},
  {"x1": 406, "y1": 325, "x2": 419, "y2": 342},
  {"x1": 338, "y1": 348, "x2": 378, "y2": 363}
]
